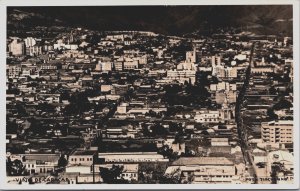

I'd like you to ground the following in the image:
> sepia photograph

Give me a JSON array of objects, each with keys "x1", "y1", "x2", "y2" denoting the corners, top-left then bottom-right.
[{"x1": 1, "y1": 0, "x2": 299, "y2": 190}]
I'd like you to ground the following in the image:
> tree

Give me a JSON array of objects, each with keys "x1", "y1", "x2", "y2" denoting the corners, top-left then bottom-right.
[
  {"x1": 158, "y1": 145, "x2": 174, "y2": 159},
  {"x1": 64, "y1": 90, "x2": 91, "y2": 115},
  {"x1": 15, "y1": 102, "x2": 27, "y2": 117},
  {"x1": 271, "y1": 163, "x2": 283, "y2": 184},
  {"x1": 169, "y1": 122, "x2": 182, "y2": 132},
  {"x1": 159, "y1": 175, "x2": 180, "y2": 184},
  {"x1": 26, "y1": 117, "x2": 47, "y2": 136},
  {"x1": 273, "y1": 99, "x2": 293, "y2": 110},
  {"x1": 37, "y1": 102, "x2": 56, "y2": 113},
  {"x1": 151, "y1": 123, "x2": 168, "y2": 137},
  {"x1": 99, "y1": 165, "x2": 128, "y2": 184},
  {"x1": 159, "y1": 167, "x2": 181, "y2": 184},
  {"x1": 7, "y1": 158, "x2": 26, "y2": 176},
  {"x1": 269, "y1": 86, "x2": 277, "y2": 95},
  {"x1": 60, "y1": 123, "x2": 69, "y2": 136},
  {"x1": 6, "y1": 120, "x2": 19, "y2": 134},
  {"x1": 58, "y1": 155, "x2": 68, "y2": 168}
]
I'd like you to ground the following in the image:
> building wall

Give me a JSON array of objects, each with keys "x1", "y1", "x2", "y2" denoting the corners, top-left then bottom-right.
[
  {"x1": 98, "y1": 152, "x2": 168, "y2": 163},
  {"x1": 194, "y1": 111, "x2": 220, "y2": 123},
  {"x1": 9, "y1": 39, "x2": 25, "y2": 56},
  {"x1": 261, "y1": 121, "x2": 293, "y2": 144},
  {"x1": 69, "y1": 155, "x2": 94, "y2": 166}
]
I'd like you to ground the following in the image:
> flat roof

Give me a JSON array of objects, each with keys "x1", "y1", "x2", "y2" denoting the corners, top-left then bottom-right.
[
  {"x1": 71, "y1": 150, "x2": 97, "y2": 156},
  {"x1": 172, "y1": 157, "x2": 234, "y2": 166}
]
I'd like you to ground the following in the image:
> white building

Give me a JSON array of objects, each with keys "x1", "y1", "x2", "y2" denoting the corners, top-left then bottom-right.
[
  {"x1": 165, "y1": 157, "x2": 242, "y2": 184},
  {"x1": 194, "y1": 110, "x2": 220, "y2": 123},
  {"x1": 98, "y1": 152, "x2": 169, "y2": 163},
  {"x1": 24, "y1": 37, "x2": 37, "y2": 47},
  {"x1": 261, "y1": 120, "x2": 293, "y2": 144},
  {"x1": 8, "y1": 38, "x2": 25, "y2": 56},
  {"x1": 210, "y1": 82, "x2": 236, "y2": 91},
  {"x1": 68, "y1": 150, "x2": 96, "y2": 166},
  {"x1": 211, "y1": 55, "x2": 221, "y2": 67},
  {"x1": 7, "y1": 65, "x2": 22, "y2": 78},
  {"x1": 116, "y1": 103, "x2": 127, "y2": 114},
  {"x1": 167, "y1": 62, "x2": 196, "y2": 85},
  {"x1": 10, "y1": 154, "x2": 60, "y2": 175},
  {"x1": 211, "y1": 138, "x2": 229, "y2": 146},
  {"x1": 96, "y1": 62, "x2": 113, "y2": 72},
  {"x1": 186, "y1": 49, "x2": 197, "y2": 63}
]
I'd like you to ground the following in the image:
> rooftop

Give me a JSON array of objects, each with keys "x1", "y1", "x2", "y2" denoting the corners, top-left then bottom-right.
[
  {"x1": 71, "y1": 150, "x2": 97, "y2": 156},
  {"x1": 172, "y1": 157, "x2": 234, "y2": 166}
]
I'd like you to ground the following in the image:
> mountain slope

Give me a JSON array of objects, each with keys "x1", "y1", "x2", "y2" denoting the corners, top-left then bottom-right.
[{"x1": 7, "y1": 5, "x2": 293, "y2": 36}]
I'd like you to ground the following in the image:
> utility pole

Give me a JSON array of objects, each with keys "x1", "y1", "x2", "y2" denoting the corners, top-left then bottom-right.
[{"x1": 92, "y1": 152, "x2": 96, "y2": 184}]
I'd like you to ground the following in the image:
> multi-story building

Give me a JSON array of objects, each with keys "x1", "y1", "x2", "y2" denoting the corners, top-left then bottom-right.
[
  {"x1": 114, "y1": 61, "x2": 123, "y2": 71},
  {"x1": 210, "y1": 82, "x2": 236, "y2": 91},
  {"x1": 261, "y1": 120, "x2": 293, "y2": 144},
  {"x1": 251, "y1": 67, "x2": 275, "y2": 74},
  {"x1": 7, "y1": 65, "x2": 22, "y2": 78},
  {"x1": 68, "y1": 150, "x2": 97, "y2": 166},
  {"x1": 194, "y1": 110, "x2": 220, "y2": 123},
  {"x1": 211, "y1": 55, "x2": 221, "y2": 67},
  {"x1": 96, "y1": 61, "x2": 113, "y2": 72},
  {"x1": 26, "y1": 45, "x2": 42, "y2": 56},
  {"x1": 24, "y1": 37, "x2": 37, "y2": 47},
  {"x1": 166, "y1": 62, "x2": 196, "y2": 85},
  {"x1": 8, "y1": 38, "x2": 25, "y2": 56},
  {"x1": 124, "y1": 58, "x2": 139, "y2": 70},
  {"x1": 186, "y1": 49, "x2": 197, "y2": 63}
]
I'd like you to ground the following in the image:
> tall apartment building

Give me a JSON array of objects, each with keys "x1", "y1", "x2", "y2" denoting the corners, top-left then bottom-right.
[
  {"x1": 24, "y1": 37, "x2": 37, "y2": 47},
  {"x1": 261, "y1": 120, "x2": 293, "y2": 144},
  {"x1": 8, "y1": 38, "x2": 25, "y2": 56},
  {"x1": 186, "y1": 48, "x2": 197, "y2": 63}
]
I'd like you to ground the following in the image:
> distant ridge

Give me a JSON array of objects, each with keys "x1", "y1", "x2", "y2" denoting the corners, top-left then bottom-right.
[{"x1": 7, "y1": 6, "x2": 293, "y2": 36}]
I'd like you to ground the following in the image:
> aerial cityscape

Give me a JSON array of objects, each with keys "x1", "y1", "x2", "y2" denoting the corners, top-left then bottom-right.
[{"x1": 6, "y1": 6, "x2": 294, "y2": 185}]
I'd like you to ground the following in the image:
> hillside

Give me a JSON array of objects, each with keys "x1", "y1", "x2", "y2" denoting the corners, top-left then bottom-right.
[{"x1": 7, "y1": 5, "x2": 293, "y2": 36}]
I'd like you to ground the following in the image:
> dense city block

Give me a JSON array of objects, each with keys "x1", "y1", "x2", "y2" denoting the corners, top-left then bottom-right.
[{"x1": 6, "y1": 8, "x2": 294, "y2": 184}]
